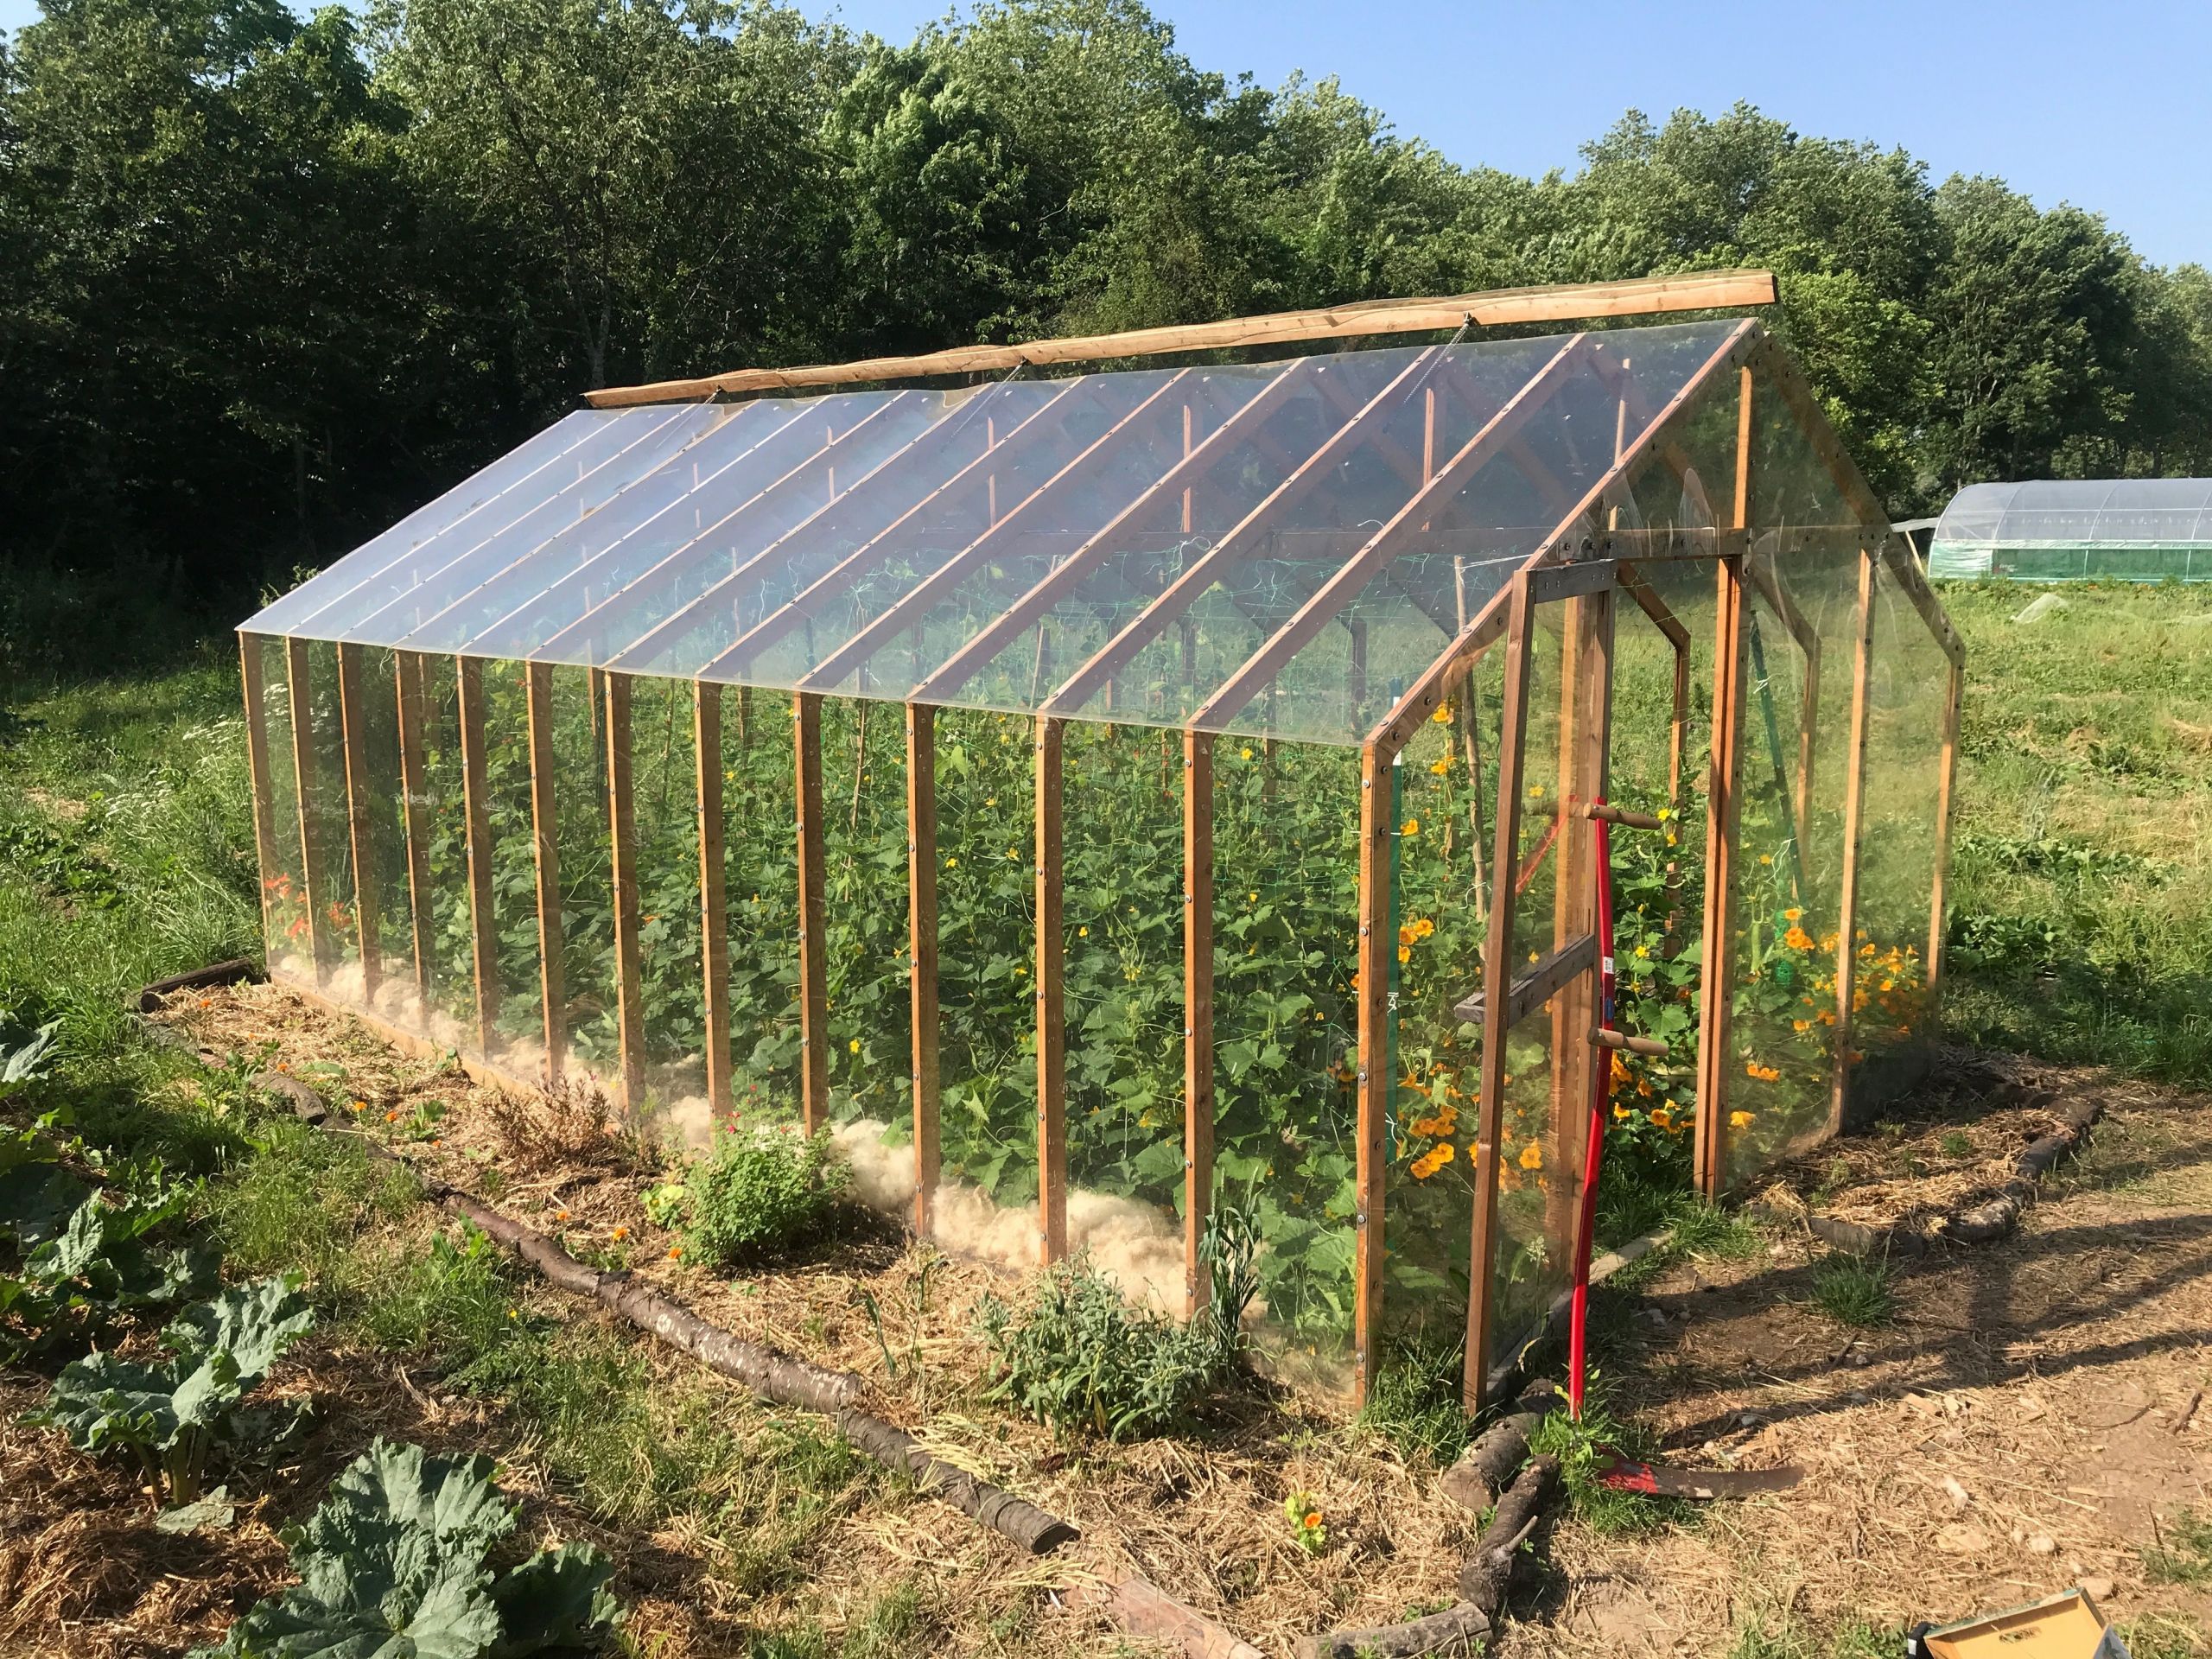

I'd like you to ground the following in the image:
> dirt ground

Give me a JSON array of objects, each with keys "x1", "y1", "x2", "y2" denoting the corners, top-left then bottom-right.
[{"x1": 9, "y1": 983, "x2": 2209, "y2": 1657}]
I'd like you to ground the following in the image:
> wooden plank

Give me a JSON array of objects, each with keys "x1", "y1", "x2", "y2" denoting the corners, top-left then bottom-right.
[
  {"x1": 1034, "y1": 716, "x2": 1068, "y2": 1263},
  {"x1": 794, "y1": 692, "x2": 830, "y2": 1134},
  {"x1": 1465, "y1": 573, "x2": 1537, "y2": 1404},
  {"x1": 605, "y1": 672, "x2": 646, "y2": 1112},
  {"x1": 524, "y1": 664, "x2": 565, "y2": 1083},
  {"x1": 393, "y1": 652, "x2": 435, "y2": 1005},
  {"x1": 284, "y1": 639, "x2": 335, "y2": 983},
  {"x1": 1182, "y1": 729, "x2": 1215, "y2": 1319},
  {"x1": 1925, "y1": 652, "x2": 1966, "y2": 1027},
  {"x1": 1827, "y1": 547, "x2": 1880, "y2": 1134},
  {"x1": 455, "y1": 655, "x2": 501, "y2": 1051},
  {"x1": 906, "y1": 702, "x2": 942, "y2": 1235},
  {"x1": 1548, "y1": 588, "x2": 1614, "y2": 1262},
  {"x1": 334, "y1": 644, "x2": 382, "y2": 1007},
  {"x1": 238, "y1": 635, "x2": 283, "y2": 951},
  {"x1": 584, "y1": 270, "x2": 1778, "y2": 406},
  {"x1": 1351, "y1": 738, "x2": 1392, "y2": 1408},
  {"x1": 1452, "y1": 931, "x2": 1599, "y2": 1027},
  {"x1": 695, "y1": 681, "x2": 733, "y2": 1118}
]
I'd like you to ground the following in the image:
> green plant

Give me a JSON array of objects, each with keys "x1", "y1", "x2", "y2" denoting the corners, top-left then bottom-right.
[
  {"x1": 29, "y1": 1273, "x2": 314, "y2": 1507},
  {"x1": 1357, "y1": 1334, "x2": 1473, "y2": 1466},
  {"x1": 1528, "y1": 1382, "x2": 1672, "y2": 1535},
  {"x1": 2, "y1": 1154, "x2": 216, "y2": 1359},
  {"x1": 2117, "y1": 1612, "x2": 2208, "y2": 1659},
  {"x1": 683, "y1": 1125, "x2": 848, "y2": 1265},
  {"x1": 1665, "y1": 1195, "x2": 1765, "y2": 1261},
  {"x1": 192, "y1": 1437, "x2": 619, "y2": 1659},
  {"x1": 2145, "y1": 1507, "x2": 2212, "y2": 1586},
  {"x1": 1937, "y1": 1130, "x2": 1974, "y2": 1160},
  {"x1": 642, "y1": 1179, "x2": 688, "y2": 1229},
  {"x1": 1808, "y1": 1252, "x2": 1894, "y2": 1326},
  {"x1": 1283, "y1": 1490, "x2": 1327, "y2": 1554},
  {"x1": 977, "y1": 1257, "x2": 1233, "y2": 1441}
]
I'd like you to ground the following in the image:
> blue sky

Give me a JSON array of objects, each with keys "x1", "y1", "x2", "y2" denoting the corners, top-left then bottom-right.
[{"x1": 4, "y1": 0, "x2": 2205, "y2": 267}]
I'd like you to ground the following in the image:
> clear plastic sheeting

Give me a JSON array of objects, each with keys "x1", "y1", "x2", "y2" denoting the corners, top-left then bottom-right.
[
  {"x1": 240, "y1": 321, "x2": 1750, "y2": 746},
  {"x1": 1929, "y1": 477, "x2": 2212, "y2": 582}
]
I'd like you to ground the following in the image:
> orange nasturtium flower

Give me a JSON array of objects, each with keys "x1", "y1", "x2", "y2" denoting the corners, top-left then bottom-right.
[
  {"x1": 1518, "y1": 1142, "x2": 1542, "y2": 1171},
  {"x1": 611, "y1": 1224, "x2": 631, "y2": 1241},
  {"x1": 1401, "y1": 817, "x2": 1420, "y2": 836},
  {"x1": 1730, "y1": 1110, "x2": 1756, "y2": 1129}
]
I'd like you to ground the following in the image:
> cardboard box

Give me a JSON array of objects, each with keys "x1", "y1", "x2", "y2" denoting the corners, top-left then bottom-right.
[{"x1": 1917, "y1": 1588, "x2": 2128, "y2": 1659}]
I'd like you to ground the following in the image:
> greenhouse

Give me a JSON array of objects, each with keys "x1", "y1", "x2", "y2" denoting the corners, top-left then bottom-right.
[
  {"x1": 1928, "y1": 477, "x2": 2212, "y2": 581},
  {"x1": 236, "y1": 272, "x2": 1964, "y2": 1407}
]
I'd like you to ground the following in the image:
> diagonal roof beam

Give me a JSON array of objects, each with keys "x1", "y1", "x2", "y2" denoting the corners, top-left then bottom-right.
[
  {"x1": 902, "y1": 358, "x2": 1320, "y2": 705},
  {"x1": 1186, "y1": 333, "x2": 1596, "y2": 732},
  {"x1": 508, "y1": 394, "x2": 920, "y2": 661},
  {"x1": 698, "y1": 377, "x2": 1099, "y2": 679},
  {"x1": 792, "y1": 370, "x2": 1205, "y2": 692},
  {"x1": 601, "y1": 385, "x2": 1016, "y2": 671},
  {"x1": 1034, "y1": 348, "x2": 1446, "y2": 718},
  {"x1": 1366, "y1": 319, "x2": 1765, "y2": 755}
]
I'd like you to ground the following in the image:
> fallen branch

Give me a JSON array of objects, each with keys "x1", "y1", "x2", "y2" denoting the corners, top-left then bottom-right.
[
  {"x1": 135, "y1": 959, "x2": 263, "y2": 1013},
  {"x1": 1294, "y1": 1600, "x2": 1491, "y2": 1659},
  {"x1": 1440, "y1": 1382, "x2": 1558, "y2": 1512},
  {"x1": 247, "y1": 1064, "x2": 1079, "y2": 1555},
  {"x1": 1457, "y1": 1452, "x2": 1560, "y2": 1618}
]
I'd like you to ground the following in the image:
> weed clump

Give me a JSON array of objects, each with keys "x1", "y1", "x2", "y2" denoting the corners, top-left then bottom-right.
[
  {"x1": 1809, "y1": 1250, "x2": 1894, "y2": 1325},
  {"x1": 683, "y1": 1125, "x2": 849, "y2": 1265},
  {"x1": 978, "y1": 1256, "x2": 1234, "y2": 1441}
]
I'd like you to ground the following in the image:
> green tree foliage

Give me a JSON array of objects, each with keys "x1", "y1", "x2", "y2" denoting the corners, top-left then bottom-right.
[{"x1": 4, "y1": 0, "x2": 2210, "y2": 679}]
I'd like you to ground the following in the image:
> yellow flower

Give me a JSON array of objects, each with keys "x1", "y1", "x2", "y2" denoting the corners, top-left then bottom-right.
[
  {"x1": 1006, "y1": 848, "x2": 1019, "y2": 859},
  {"x1": 1518, "y1": 1142, "x2": 1541, "y2": 1171},
  {"x1": 1613, "y1": 1103, "x2": 1633, "y2": 1121},
  {"x1": 1730, "y1": 1110, "x2": 1756, "y2": 1129},
  {"x1": 849, "y1": 1039, "x2": 861, "y2": 1053},
  {"x1": 1413, "y1": 918, "x2": 1434, "y2": 939},
  {"x1": 1399, "y1": 925, "x2": 1418, "y2": 948},
  {"x1": 1432, "y1": 706, "x2": 1452, "y2": 724},
  {"x1": 1792, "y1": 1019, "x2": 1810, "y2": 1033},
  {"x1": 1649, "y1": 1107, "x2": 1674, "y2": 1131},
  {"x1": 1241, "y1": 747, "x2": 1255, "y2": 761},
  {"x1": 944, "y1": 856, "x2": 957, "y2": 869},
  {"x1": 1428, "y1": 755, "x2": 1451, "y2": 776},
  {"x1": 1784, "y1": 925, "x2": 1815, "y2": 951},
  {"x1": 1759, "y1": 854, "x2": 1773, "y2": 865},
  {"x1": 1784, "y1": 906, "x2": 1802, "y2": 922},
  {"x1": 1248, "y1": 891, "x2": 1258, "y2": 903},
  {"x1": 1401, "y1": 817, "x2": 1420, "y2": 836},
  {"x1": 1078, "y1": 925, "x2": 1089, "y2": 938},
  {"x1": 1397, "y1": 944, "x2": 1411, "y2": 964},
  {"x1": 1433, "y1": 1141, "x2": 1455, "y2": 1166}
]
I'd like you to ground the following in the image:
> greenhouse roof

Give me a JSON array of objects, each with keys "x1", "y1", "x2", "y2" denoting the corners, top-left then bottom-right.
[
  {"x1": 1933, "y1": 478, "x2": 2212, "y2": 549},
  {"x1": 245, "y1": 315, "x2": 1773, "y2": 747}
]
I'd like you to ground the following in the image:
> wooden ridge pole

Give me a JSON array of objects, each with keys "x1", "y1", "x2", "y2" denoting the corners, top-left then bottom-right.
[
  {"x1": 1465, "y1": 573, "x2": 1538, "y2": 1404},
  {"x1": 906, "y1": 703, "x2": 942, "y2": 1234},
  {"x1": 455, "y1": 656, "x2": 500, "y2": 1052},
  {"x1": 238, "y1": 635, "x2": 283, "y2": 950},
  {"x1": 696, "y1": 683, "x2": 734, "y2": 1118},
  {"x1": 606, "y1": 673, "x2": 646, "y2": 1113},
  {"x1": 1035, "y1": 716, "x2": 1068, "y2": 1263},
  {"x1": 794, "y1": 693, "x2": 830, "y2": 1134},
  {"x1": 1693, "y1": 368, "x2": 1754, "y2": 1197},
  {"x1": 1182, "y1": 729, "x2": 1216, "y2": 1319},
  {"x1": 1828, "y1": 547, "x2": 1880, "y2": 1133},
  {"x1": 524, "y1": 664, "x2": 565, "y2": 1084},
  {"x1": 334, "y1": 644, "x2": 382, "y2": 1007},
  {"x1": 393, "y1": 652, "x2": 435, "y2": 1006},
  {"x1": 285, "y1": 639, "x2": 336, "y2": 984}
]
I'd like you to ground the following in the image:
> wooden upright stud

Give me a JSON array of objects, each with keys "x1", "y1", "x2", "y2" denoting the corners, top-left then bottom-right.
[
  {"x1": 605, "y1": 672, "x2": 646, "y2": 1113},
  {"x1": 238, "y1": 635, "x2": 283, "y2": 950},
  {"x1": 906, "y1": 702, "x2": 942, "y2": 1234},
  {"x1": 1182, "y1": 728, "x2": 1216, "y2": 1319},
  {"x1": 1828, "y1": 547, "x2": 1879, "y2": 1133},
  {"x1": 455, "y1": 655, "x2": 501, "y2": 1053},
  {"x1": 286, "y1": 639, "x2": 336, "y2": 984},
  {"x1": 393, "y1": 652, "x2": 436, "y2": 1007},
  {"x1": 1926, "y1": 652, "x2": 1966, "y2": 1021},
  {"x1": 1465, "y1": 574, "x2": 1538, "y2": 1404},
  {"x1": 1352, "y1": 737, "x2": 1394, "y2": 1406},
  {"x1": 1034, "y1": 715, "x2": 1068, "y2": 1263},
  {"x1": 794, "y1": 692, "x2": 829, "y2": 1134},
  {"x1": 695, "y1": 682, "x2": 733, "y2": 1118},
  {"x1": 524, "y1": 664, "x2": 565, "y2": 1083},
  {"x1": 334, "y1": 643, "x2": 382, "y2": 1007}
]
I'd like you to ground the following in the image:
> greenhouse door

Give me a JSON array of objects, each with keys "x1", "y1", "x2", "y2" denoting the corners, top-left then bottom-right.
[{"x1": 1459, "y1": 559, "x2": 1618, "y2": 1402}]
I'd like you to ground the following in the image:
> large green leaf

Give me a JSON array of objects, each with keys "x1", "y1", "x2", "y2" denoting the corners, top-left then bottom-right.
[
  {"x1": 166, "y1": 1273, "x2": 314, "y2": 1383},
  {"x1": 488, "y1": 1545, "x2": 619, "y2": 1657}
]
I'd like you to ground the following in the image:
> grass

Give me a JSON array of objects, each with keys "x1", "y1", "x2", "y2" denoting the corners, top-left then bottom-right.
[
  {"x1": 1722, "y1": 1609, "x2": 1899, "y2": 1659},
  {"x1": 2120, "y1": 1612, "x2": 2210, "y2": 1659},
  {"x1": 2145, "y1": 1507, "x2": 2212, "y2": 1587},
  {"x1": 1808, "y1": 1251, "x2": 1895, "y2": 1327}
]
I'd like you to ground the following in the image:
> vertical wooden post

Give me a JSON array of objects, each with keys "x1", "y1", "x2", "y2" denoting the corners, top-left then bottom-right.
[
  {"x1": 695, "y1": 682, "x2": 733, "y2": 1119},
  {"x1": 1352, "y1": 737, "x2": 1392, "y2": 1406},
  {"x1": 605, "y1": 673, "x2": 646, "y2": 1112},
  {"x1": 455, "y1": 656, "x2": 500, "y2": 1052},
  {"x1": 1548, "y1": 590, "x2": 1615, "y2": 1249},
  {"x1": 1693, "y1": 367, "x2": 1755, "y2": 1198},
  {"x1": 394, "y1": 652, "x2": 435, "y2": 1006},
  {"x1": 238, "y1": 635, "x2": 282, "y2": 950},
  {"x1": 1926, "y1": 652, "x2": 1966, "y2": 1020},
  {"x1": 794, "y1": 692, "x2": 829, "y2": 1134},
  {"x1": 286, "y1": 639, "x2": 335, "y2": 983},
  {"x1": 524, "y1": 664, "x2": 564, "y2": 1083},
  {"x1": 906, "y1": 702, "x2": 942, "y2": 1234},
  {"x1": 1828, "y1": 547, "x2": 1880, "y2": 1133},
  {"x1": 1465, "y1": 574, "x2": 1536, "y2": 1405},
  {"x1": 1182, "y1": 729, "x2": 1216, "y2": 1319},
  {"x1": 1034, "y1": 715, "x2": 1068, "y2": 1263},
  {"x1": 334, "y1": 644, "x2": 382, "y2": 1007}
]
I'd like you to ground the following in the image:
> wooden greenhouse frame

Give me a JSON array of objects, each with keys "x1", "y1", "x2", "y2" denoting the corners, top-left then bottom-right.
[{"x1": 238, "y1": 270, "x2": 1965, "y2": 1408}]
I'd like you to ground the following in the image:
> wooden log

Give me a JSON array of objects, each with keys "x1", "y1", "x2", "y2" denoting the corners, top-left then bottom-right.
[
  {"x1": 1457, "y1": 1452, "x2": 1560, "y2": 1617},
  {"x1": 137, "y1": 959, "x2": 263, "y2": 1014},
  {"x1": 1297, "y1": 1602, "x2": 1491, "y2": 1659},
  {"x1": 1440, "y1": 1408, "x2": 1541, "y2": 1512},
  {"x1": 1077, "y1": 1578, "x2": 1267, "y2": 1659}
]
